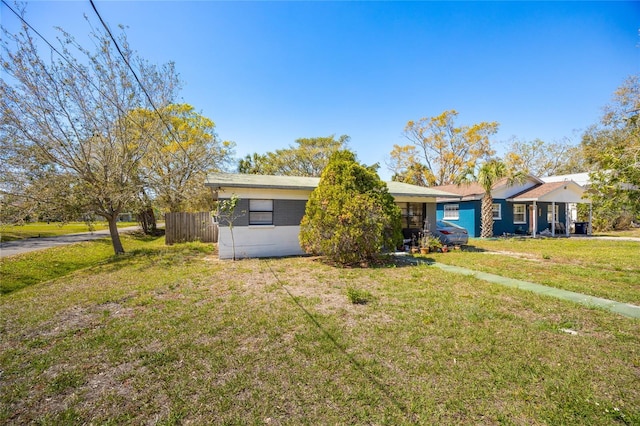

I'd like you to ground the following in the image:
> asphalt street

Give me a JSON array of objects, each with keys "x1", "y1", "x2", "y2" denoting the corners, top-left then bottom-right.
[{"x1": 0, "y1": 226, "x2": 140, "y2": 258}]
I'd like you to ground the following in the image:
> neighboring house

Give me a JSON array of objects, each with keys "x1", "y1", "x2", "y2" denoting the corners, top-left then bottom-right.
[
  {"x1": 117, "y1": 212, "x2": 133, "y2": 222},
  {"x1": 540, "y1": 173, "x2": 591, "y2": 223},
  {"x1": 205, "y1": 173, "x2": 459, "y2": 259},
  {"x1": 434, "y1": 175, "x2": 591, "y2": 237}
]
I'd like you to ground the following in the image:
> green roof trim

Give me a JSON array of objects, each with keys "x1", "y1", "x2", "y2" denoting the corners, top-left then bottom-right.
[{"x1": 205, "y1": 173, "x2": 460, "y2": 198}]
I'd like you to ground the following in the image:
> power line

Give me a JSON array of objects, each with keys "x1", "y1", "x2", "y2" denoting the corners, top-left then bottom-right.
[
  {"x1": 0, "y1": 0, "x2": 153, "y2": 143},
  {"x1": 1, "y1": 0, "x2": 189, "y2": 160},
  {"x1": 88, "y1": 0, "x2": 187, "y2": 154}
]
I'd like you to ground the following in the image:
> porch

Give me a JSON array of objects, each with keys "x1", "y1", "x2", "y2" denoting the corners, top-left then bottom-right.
[{"x1": 507, "y1": 181, "x2": 592, "y2": 238}]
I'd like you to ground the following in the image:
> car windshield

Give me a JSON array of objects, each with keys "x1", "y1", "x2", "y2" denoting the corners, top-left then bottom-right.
[{"x1": 437, "y1": 220, "x2": 464, "y2": 229}]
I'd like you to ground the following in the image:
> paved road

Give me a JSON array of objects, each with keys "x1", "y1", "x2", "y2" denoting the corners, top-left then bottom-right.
[{"x1": 0, "y1": 226, "x2": 140, "y2": 258}]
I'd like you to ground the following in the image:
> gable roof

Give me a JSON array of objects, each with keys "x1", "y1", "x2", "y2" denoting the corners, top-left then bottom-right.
[
  {"x1": 509, "y1": 181, "x2": 566, "y2": 200},
  {"x1": 434, "y1": 181, "x2": 499, "y2": 198},
  {"x1": 433, "y1": 175, "x2": 543, "y2": 201},
  {"x1": 508, "y1": 180, "x2": 590, "y2": 203},
  {"x1": 205, "y1": 173, "x2": 460, "y2": 199}
]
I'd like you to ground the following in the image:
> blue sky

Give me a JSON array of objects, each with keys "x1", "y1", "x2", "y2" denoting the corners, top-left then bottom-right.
[{"x1": 2, "y1": 1, "x2": 639, "y2": 179}]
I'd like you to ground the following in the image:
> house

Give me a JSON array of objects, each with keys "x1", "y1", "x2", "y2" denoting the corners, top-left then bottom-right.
[
  {"x1": 205, "y1": 173, "x2": 460, "y2": 259},
  {"x1": 540, "y1": 173, "x2": 592, "y2": 223},
  {"x1": 434, "y1": 175, "x2": 592, "y2": 237}
]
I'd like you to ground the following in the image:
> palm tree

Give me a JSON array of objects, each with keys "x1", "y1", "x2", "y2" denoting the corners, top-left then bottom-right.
[{"x1": 457, "y1": 159, "x2": 526, "y2": 238}]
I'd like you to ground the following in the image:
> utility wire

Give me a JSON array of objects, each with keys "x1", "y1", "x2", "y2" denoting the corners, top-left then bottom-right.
[
  {"x1": 88, "y1": 0, "x2": 187, "y2": 155},
  {"x1": 263, "y1": 259, "x2": 415, "y2": 422},
  {"x1": 1, "y1": 0, "x2": 168, "y2": 150}
]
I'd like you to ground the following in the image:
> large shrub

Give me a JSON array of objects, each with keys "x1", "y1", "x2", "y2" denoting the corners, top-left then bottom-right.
[{"x1": 299, "y1": 150, "x2": 402, "y2": 265}]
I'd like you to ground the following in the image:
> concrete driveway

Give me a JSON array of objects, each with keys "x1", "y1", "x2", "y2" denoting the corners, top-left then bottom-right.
[{"x1": 0, "y1": 226, "x2": 140, "y2": 258}]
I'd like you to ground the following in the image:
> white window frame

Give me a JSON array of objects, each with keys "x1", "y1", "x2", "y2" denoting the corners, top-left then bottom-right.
[
  {"x1": 249, "y1": 199, "x2": 273, "y2": 225},
  {"x1": 513, "y1": 204, "x2": 526, "y2": 224},
  {"x1": 492, "y1": 203, "x2": 502, "y2": 220},
  {"x1": 443, "y1": 204, "x2": 459, "y2": 220}
]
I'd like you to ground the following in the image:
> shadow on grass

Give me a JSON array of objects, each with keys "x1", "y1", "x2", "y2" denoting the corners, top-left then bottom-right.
[
  {"x1": 459, "y1": 245, "x2": 488, "y2": 253},
  {"x1": 0, "y1": 234, "x2": 212, "y2": 295},
  {"x1": 306, "y1": 253, "x2": 420, "y2": 269},
  {"x1": 263, "y1": 260, "x2": 418, "y2": 422}
]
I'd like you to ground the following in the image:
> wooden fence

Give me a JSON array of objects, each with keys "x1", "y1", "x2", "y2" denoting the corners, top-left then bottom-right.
[{"x1": 165, "y1": 212, "x2": 218, "y2": 245}]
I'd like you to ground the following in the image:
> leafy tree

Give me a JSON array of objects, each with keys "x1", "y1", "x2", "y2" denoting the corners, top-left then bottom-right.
[
  {"x1": 238, "y1": 152, "x2": 270, "y2": 175},
  {"x1": 238, "y1": 135, "x2": 350, "y2": 177},
  {"x1": 504, "y1": 137, "x2": 587, "y2": 177},
  {"x1": 399, "y1": 110, "x2": 498, "y2": 186},
  {"x1": 0, "y1": 9, "x2": 178, "y2": 254},
  {"x1": 582, "y1": 75, "x2": 640, "y2": 230},
  {"x1": 299, "y1": 150, "x2": 402, "y2": 265},
  {"x1": 387, "y1": 144, "x2": 433, "y2": 186},
  {"x1": 456, "y1": 159, "x2": 526, "y2": 238},
  {"x1": 128, "y1": 103, "x2": 236, "y2": 213}
]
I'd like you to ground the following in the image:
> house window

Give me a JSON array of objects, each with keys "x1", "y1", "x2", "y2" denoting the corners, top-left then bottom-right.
[
  {"x1": 547, "y1": 205, "x2": 559, "y2": 223},
  {"x1": 249, "y1": 199, "x2": 273, "y2": 225},
  {"x1": 492, "y1": 203, "x2": 501, "y2": 220},
  {"x1": 398, "y1": 202, "x2": 424, "y2": 229},
  {"x1": 443, "y1": 204, "x2": 459, "y2": 220},
  {"x1": 513, "y1": 204, "x2": 526, "y2": 224}
]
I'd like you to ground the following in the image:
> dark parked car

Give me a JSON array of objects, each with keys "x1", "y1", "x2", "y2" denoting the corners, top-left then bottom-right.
[{"x1": 434, "y1": 220, "x2": 469, "y2": 246}]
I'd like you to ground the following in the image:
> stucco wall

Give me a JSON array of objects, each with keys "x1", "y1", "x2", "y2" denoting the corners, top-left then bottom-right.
[
  {"x1": 436, "y1": 200, "x2": 480, "y2": 237},
  {"x1": 218, "y1": 225, "x2": 305, "y2": 259}
]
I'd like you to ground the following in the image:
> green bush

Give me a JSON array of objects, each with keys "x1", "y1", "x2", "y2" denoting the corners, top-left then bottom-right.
[{"x1": 299, "y1": 150, "x2": 402, "y2": 265}]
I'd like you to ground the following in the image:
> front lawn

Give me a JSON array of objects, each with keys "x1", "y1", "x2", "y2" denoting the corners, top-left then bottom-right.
[
  {"x1": 0, "y1": 221, "x2": 139, "y2": 242},
  {"x1": 0, "y1": 234, "x2": 167, "y2": 295},
  {"x1": 1, "y1": 240, "x2": 638, "y2": 424},
  {"x1": 430, "y1": 237, "x2": 640, "y2": 305},
  {"x1": 595, "y1": 228, "x2": 640, "y2": 238}
]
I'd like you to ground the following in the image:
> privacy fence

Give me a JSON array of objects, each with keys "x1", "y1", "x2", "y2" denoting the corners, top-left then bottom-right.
[{"x1": 165, "y1": 212, "x2": 218, "y2": 245}]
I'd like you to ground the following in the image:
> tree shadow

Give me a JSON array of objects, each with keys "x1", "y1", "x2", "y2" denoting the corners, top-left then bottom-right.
[{"x1": 459, "y1": 244, "x2": 487, "y2": 253}]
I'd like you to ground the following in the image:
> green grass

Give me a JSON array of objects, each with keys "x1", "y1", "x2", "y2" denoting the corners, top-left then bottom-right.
[
  {"x1": 0, "y1": 234, "x2": 169, "y2": 295},
  {"x1": 1, "y1": 240, "x2": 639, "y2": 424},
  {"x1": 0, "y1": 221, "x2": 138, "y2": 242},
  {"x1": 426, "y1": 237, "x2": 640, "y2": 305},
  {"x1": 595, "y1": 228, "x2": 640, "y2": 238}
]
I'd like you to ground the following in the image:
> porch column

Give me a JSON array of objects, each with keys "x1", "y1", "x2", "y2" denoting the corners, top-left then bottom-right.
[
  {"x1": 565, "y1": 203, "x2": 570, "y2": 236},
  {"x1": 551, "y1": 201, "x2": 556, "y2": 236},
  {"x1": 532, "y1": 201, "x2": 537, "y2": 237}
]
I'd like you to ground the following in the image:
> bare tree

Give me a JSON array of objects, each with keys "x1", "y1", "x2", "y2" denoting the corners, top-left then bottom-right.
[
  {"x1": 1, "y1": 8, "x2": 178, "y2": 253},
  {"x1": 504, "y1": 137, "x2": 587, "y2": 177}
]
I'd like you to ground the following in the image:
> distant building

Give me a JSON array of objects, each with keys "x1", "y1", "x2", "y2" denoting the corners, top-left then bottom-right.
[{"x1": 433, "y1": 174, "x2": 591, "y2": 237}]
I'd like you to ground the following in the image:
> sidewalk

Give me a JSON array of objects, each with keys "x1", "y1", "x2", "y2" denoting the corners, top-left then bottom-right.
[
  {"x1": 578, "y1": 235, "x2": 640, "y2": 242},
  {"x1": 399, "y1": 255, "x2": 640, "y2": 319},
  {"x1": 0, "y1": 226, "x2": 140, "y2": 258}
]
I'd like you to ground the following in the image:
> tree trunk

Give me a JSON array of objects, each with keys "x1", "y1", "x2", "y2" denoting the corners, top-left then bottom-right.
[
  {"x1": 480, "y1": 194, "x2": 494, "y2": 238},
  {"x1": 107, "y1": 215, "x2": 125, "y2": 255},
  {"x1": 137, "y1": 207, "x2": 157, "y2": 235}
]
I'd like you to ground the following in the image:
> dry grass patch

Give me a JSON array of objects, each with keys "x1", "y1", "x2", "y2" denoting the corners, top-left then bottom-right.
[{"x1": 1, "y1": 247, "x2": 639, "y2": 424}]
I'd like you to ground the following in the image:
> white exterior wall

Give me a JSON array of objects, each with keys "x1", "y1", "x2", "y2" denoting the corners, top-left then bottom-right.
[
  {"x1": 215, "y1": 187, "x2": 310, "y2": 259},
  {"x1": 492, "y1": 179, "x2": 538, "y2": 199},
  {"x1": 218, "y1": 225, "x2": 304, "y2": 259},
  {"x1": 214, "y1": 186, "x2": 443, "y2": 259}
]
